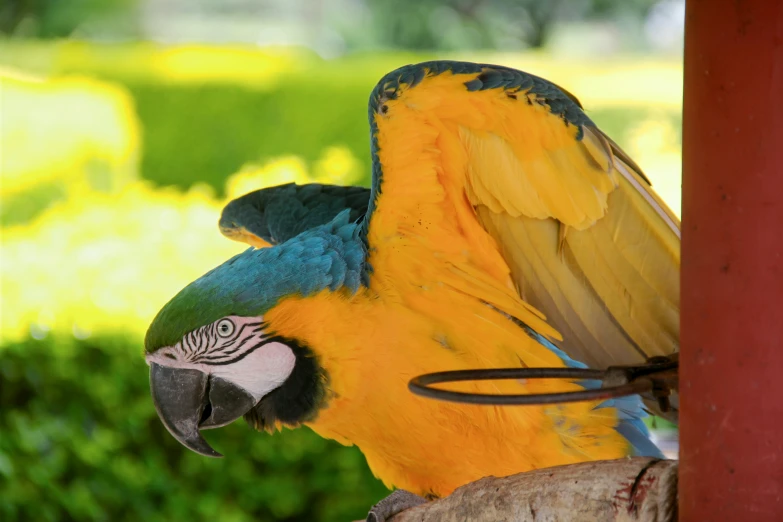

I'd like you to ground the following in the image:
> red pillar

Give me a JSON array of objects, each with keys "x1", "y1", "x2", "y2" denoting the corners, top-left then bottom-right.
[{"x1": 680, "y1": 1, "x2": 783, "y2": 520}]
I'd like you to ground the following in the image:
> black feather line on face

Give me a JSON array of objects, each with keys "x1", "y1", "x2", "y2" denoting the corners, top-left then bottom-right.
[
  {"x1": 215, "y1": 327, "x2": 257, "y2": 357},
  {"x1": 243, "y1": 336, "x2": 327, "y2": 431},
  {"x1": 198, "y1": 336, "x2": 271, "y2": 364},
  {"x1": 179, "y1": 319, "x2": 266, "y2": 364},
  {"x1": 205, "y1": 325, "x2": 217, "y2": 354}
]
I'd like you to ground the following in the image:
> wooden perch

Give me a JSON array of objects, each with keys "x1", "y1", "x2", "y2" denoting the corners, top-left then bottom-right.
[{"x1": 392, "y1": 457, "x2": 677, "y2": 522}]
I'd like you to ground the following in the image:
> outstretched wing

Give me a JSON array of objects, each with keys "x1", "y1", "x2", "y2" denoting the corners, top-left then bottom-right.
[
  {"x1": 364, "y1": 61, "x2": 680, "y2": 375},
  {"x1": 220, "y1": 183, "x2": 370, "y2": 247}
]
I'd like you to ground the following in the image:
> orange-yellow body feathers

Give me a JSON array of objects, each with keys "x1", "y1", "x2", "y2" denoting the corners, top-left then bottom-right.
[{"x1": 268, "y1": 291, "x2": 631, "y2": 496}]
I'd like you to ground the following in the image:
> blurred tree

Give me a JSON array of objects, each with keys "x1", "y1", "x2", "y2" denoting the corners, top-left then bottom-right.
[
  {"x1": 0, "y1": 0, "x2": 665, "y2": 48},
  {"x1": 363, "y1": 0, "x2": 660, "y2": 50},
  {"x1": 0, "y1": 0, "x2": 139, "y2": 38},
  {"x1": 588, "y1": 0, "x2": 660, "y2": 17}
]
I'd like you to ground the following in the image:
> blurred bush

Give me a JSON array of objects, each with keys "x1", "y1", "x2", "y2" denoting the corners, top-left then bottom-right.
[
  {"x1": 0, "y1": 42, "x2": 683, "y2": 521},
  {"x1": 0, "y1": 335, "x2": 388, "y2": 522},
  {"x1": 0, "y1": 71, "x2": 139, "y2": 225},
  {"x1": 0, "y1": 42, "x2": 682, "y2": 204},
  {"x1": 1, "y1": 150, "x2": 364, "y2": 344}
]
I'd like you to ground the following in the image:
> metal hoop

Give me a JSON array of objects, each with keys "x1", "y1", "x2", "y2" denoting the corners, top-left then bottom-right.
[{"x1": 408, "y1": 364, "x2": 671, "y2": 406}]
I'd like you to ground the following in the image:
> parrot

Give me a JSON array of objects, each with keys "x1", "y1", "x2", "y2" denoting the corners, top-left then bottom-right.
[{"x1": 144, "y1": 61, "x2": 680, "y2": 518}]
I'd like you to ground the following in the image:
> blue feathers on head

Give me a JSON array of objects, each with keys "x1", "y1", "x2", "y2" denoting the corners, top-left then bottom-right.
[{"x1": 145, "y1": 210, "x2": 365, "y2": 352}]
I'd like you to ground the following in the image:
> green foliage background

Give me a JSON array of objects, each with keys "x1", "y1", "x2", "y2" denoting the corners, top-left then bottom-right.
[
  {"x1": 121, "y1": 77, "x2": 680, "y2": 196},
  {"x1": 0, "y1": 42, "x2": 682, "y2": 521},
  {"x1": 1, "y1": 336, "x2": 387, "y2": 522}
]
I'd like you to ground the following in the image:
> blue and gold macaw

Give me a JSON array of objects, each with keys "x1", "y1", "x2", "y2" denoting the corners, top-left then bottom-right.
[{"x1": 145, "y1": 61, "x2": 680, "y2": 505}]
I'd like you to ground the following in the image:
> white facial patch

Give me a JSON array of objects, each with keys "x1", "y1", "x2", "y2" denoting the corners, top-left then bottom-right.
[
  {"x1": 209, "y1": 341, "x2": 295, "y2": 401},
  {"x1": 146, "y1": 315, "x2": 296, "y2": 402}
]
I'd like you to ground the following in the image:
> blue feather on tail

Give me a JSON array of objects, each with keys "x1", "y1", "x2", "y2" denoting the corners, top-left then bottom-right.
[{"x1": 524, "y1": 328, "x2": 664, "y2": 458}]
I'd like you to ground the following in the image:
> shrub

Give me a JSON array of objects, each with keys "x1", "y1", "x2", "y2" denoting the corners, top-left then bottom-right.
[
  {"x1": 0, "y1": 335, "x2": 388, "y2": 522},
  {"x1": 0, "y1": 72, "x2": 140, "y2": 225}
]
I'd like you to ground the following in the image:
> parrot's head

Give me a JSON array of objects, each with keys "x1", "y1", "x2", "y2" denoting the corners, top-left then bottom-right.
[{"x1": 144, "y1": 213, "x2": 364, "y2": 457}]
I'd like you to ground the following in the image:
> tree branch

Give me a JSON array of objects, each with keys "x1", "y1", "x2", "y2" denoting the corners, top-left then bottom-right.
[{"x1": 392, "y1": 457, "x2": 677, "y2": 522}]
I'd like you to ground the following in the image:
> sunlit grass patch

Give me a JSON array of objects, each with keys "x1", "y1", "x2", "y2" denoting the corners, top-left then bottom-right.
[
  {"x1": 149, "y1": 44, "x2": 316, "y2": 86},
  {"x1": 0, "y1": 42, "x2": 683, "y2": 109}
]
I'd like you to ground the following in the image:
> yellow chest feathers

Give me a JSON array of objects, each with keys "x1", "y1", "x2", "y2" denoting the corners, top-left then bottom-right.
[{"x1": 265, "y1": 289, "x2": 630, "y2": 497}]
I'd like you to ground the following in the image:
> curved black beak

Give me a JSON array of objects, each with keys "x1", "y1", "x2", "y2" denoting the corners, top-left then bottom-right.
[{"x1": 149, "y1": 363, "x2": 256, "y2": 458}]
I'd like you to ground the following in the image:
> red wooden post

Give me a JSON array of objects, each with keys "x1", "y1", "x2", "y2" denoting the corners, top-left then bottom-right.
[{"x1": 680, "y1": 0, "x2": 783, "y2": 519}]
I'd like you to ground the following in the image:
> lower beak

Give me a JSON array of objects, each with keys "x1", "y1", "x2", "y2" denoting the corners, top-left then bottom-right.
[{"x1": 149, "y1": 363, "x2": 256, "y2": 458}]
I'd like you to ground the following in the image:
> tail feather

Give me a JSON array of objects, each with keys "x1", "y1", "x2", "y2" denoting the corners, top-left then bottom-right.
[{"x1": 526, "y1": 328, "x2": 663, "y2": 458}]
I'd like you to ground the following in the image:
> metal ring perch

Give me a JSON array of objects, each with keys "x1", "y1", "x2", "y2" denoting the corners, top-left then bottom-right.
[{"x1": 408, "y1": 355, "x2": 678, "y2": 408}]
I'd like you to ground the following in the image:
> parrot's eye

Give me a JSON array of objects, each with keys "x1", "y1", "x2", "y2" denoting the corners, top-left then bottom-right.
[{"x1": 216, "y1": 319, "x2": 236, "y2": 338}]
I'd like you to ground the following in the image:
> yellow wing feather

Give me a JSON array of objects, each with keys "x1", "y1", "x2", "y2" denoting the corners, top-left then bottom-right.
[{"x1": 368, "y1": 65, "x2": 680, "y2": 373}]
